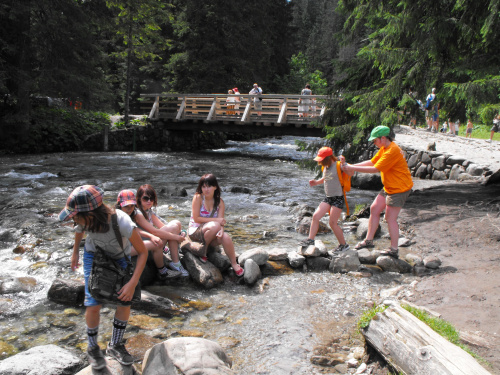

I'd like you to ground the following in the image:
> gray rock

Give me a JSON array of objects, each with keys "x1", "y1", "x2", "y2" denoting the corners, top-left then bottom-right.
[
  {"x1": 415, "y1": 164, "x2": 428, "y2": 179},
  {"x1": 287, "y1": 251, "x2": 306, "y2": 268},
  {"x1": 229, "y1": 186, "x2": 251, "y2": 194},
  {"x1": 376, "y1": 256, "x2": 413, "y2": 273},
  {"x1": 405, "y1": 253, "x2": 423, "y2": 267},
  {"x1": 449, "y1": 164, "x2": 465, "y2": 180},
  {"x1": 243, "y1": 259, "x2": 261, "y2": 285},
  {"x1": 351, "y1": 173, "x2": 383, "y2": 190},
  {"x1": 47, "y1": 278, "x2": 85, "y2": 307},
  {"x1": 356, "y1": 218, "x2": 380, "y2": 239},
  {"x1": 296, "y1": 217, "x2": 329, "y2": 235},
  {"x1": 207, "y1": 251, "x2": 231, "y2": 272},
  {"x1": 423, "y1": 255, "x2": 442, "y2": 269},
  {"x1": 299, "y1": 244, "x2": 322, "y2": 257},
  {"x1": 1, "y1": 276, "x2": 37, "y2": 295},
  {"x1": 183, "y1": 251, "x2": 223, "y2": 289},
  {"x1": 314, "y1": 240, "x2": 328, "y2": 256},
  {"x1": 414, "y1": 265, "x2": 432, "y2": 276},
  {"x1": 142, "y1": 337, "x2": 234, "y2": 375},
  {"x1": 306, "y1": 256, "x2": 331, "y2": 271},
  {"x1": 238, "y1": 247, "x2": 269, "y2": 266},
  {"x1": 329, "y1": 250, "x2": 360, "y2": 273},
  {"x1": 407, "y1": 154, "x2": 419, "y2": 169},
  {"x1": 431, "y1": 170, "x2": 447, "y2": 180},
  {"x1": 426, "y1": 163, "x2": 433, "y2": 174},
  {"x1": 426, "y1": 142, "x2": 436, "y2": 151},
  {"x1": 446, "y1": 155, "x2": 466, "y2": 165},
  {"x1": 466, "y1": 163, "x2": 484, "y2": 176},
  {"x1": 421, "y1": 152, "x2": 432, "y2": 163},
  {"x1": 398, "y1": 237, "x2": 412, "y2": 247},
  {"x1": 0, "y1": 345, "x2": 82, "y2": 375},
  {"x1": 431, "y1": 155, "x2": 447, "y2": 170},
  {"x1": 267, "y1": 247, "x2": 288, "y2": 261},
  {"x1": 356, "y1": 248, "x2": 377, "y2": 264}
]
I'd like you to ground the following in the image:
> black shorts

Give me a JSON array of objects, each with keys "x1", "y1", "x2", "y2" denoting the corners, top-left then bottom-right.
[
  {"x1": 322, "y1": 196, "x2": 344, "y2": 209},
  {"x1": 491, "y1": 123, "x2": 500, "y2": 133}
]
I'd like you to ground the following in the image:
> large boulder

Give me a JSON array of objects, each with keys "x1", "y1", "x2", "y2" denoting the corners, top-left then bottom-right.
[
  {"x1": 47, "y1": 278, "x2": 85, "y2": 307},
  {"x1": 0, "y1": 345, "x2": 82, "y2": 375},
  {"x1": 329, "y1": 250, "x2": 360, "y2": 273},
  {"x1": 238, "y1": 248, "x2": 269, "y2": 267},
  {"x1": 142, "y1": 337, "x2": 234, "y2": 375}
]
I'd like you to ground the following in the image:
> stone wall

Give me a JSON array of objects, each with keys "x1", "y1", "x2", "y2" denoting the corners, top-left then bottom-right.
[
  {"x1": 82, "y1": 122, "x2": 227, "y2": 152},
  {"x1": 359, "y1": 144, "x2": 490, "y2": 182}
]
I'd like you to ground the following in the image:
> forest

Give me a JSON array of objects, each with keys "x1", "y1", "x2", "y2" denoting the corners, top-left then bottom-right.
[{"x1": 1, "y1": 0, "x2": 499, "y2": 154}]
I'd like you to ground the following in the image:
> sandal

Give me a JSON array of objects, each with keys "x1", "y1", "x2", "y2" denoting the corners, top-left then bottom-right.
[
  {"x1": 380, "y1": 247, "x2": 399, "y2": 259},
  {"x1": 354, "y1": 239, "x2": 374, "y2": 250},
  {"x1": 234, "y1": 266, "x2": 245, "y2": 277}
]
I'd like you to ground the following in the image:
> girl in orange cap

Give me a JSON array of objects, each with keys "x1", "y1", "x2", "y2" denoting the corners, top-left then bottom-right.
[{"x1": 299, "y1": 147, "x2": 353, "y2": 252}]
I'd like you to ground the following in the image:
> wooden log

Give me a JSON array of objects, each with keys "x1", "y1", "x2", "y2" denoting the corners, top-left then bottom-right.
[{"x1": 362, "y1": 300, "x2": 491, "y2": 375}]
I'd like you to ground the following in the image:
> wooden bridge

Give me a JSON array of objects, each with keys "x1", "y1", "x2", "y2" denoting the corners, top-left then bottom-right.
[{"x1": 141, "y1": 93, "x2": 331, "y2": 137}]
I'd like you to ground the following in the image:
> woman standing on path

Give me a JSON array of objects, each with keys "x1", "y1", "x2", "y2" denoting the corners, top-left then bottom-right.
[
  {"x1": 342, "y1": 126, "x2": 413, "y2": 258},
  {"x1": 188, "y1": 174, "x2": 244, "y2": 276}
]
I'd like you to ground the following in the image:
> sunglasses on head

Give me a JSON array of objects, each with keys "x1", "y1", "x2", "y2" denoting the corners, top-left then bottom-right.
[{"x1": 141, "y1": 196, "x2": 153, "y2": 202}]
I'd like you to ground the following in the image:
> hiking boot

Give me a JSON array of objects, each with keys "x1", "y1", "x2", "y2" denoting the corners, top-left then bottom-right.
[
  {"x1": 299, "y1": 238, "x2": 315, "y2": 247},
  {"x1": 380, "y1": 247, "x2": 399, "y2": 259},
  {"x1": 106, "y1": 342, "x2": 134, "y2": 365},
  {"x1": 333, "y1": 243, "x2": 350, "y2": 252},
  {"x1": 87, "y1": 345, "x2": 106, "y2": 370},
  {"x1": 158, "y1": 269, "x2": 182, "y2": 281},
  {"x1": 168, "y1": 262, "x2": 189, "y2": 277}
]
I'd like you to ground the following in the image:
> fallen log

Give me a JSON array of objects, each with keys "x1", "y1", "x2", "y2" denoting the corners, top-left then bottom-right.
[{"x1": 362, "y1": 300, "x2": 491, "y2": 375}]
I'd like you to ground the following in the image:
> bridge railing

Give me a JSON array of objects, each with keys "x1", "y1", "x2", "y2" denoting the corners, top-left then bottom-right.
[{"x1": 140, "y1": 93, "x2": 331, "y2": 124}]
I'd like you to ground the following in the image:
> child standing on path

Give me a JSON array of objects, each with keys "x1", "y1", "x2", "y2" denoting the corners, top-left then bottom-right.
[
  {"x1": 466, "y1": 119, "x2": 473, "y2": 138},
  {"x1": 188, "y1": 174, "x2": 244, "y2": 276},
  {"x1": 135, "y1": 185, "x2": 187, "y2": 278},
  {"x1": 299, "y1": 147, "x2": 353, "y2": 252},
  {"x1": 59, "y1": 185, "x2": 148, "y2": 369}
]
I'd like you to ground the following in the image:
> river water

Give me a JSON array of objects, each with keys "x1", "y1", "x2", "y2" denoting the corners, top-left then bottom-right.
[{"x1": 0, "y1": 136, "x2": 409, "y2": 374}]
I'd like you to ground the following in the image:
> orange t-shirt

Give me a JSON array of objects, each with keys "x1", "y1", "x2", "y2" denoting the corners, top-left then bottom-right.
[{"x1": 371, "y1": 142, "x2": 413, "y2": 194}]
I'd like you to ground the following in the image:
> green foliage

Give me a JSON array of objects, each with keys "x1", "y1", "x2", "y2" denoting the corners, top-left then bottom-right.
[
  {"x1": 280, "y1": 52, "x2": 328, "y2": 94},
  {"x1": 357, "y1": 304, "x2": 388, "y2": 330},
  {"x1": 402, "y1": 304, "x2": 482, "y2": 361},
  {"x1": 10, "y1": 108, "x2": 109, "y2": 153}
]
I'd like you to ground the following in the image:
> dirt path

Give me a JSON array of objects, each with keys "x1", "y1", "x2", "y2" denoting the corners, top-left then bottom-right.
[{"x1": 399, "y1": 180, "x2": 500, "y2": 373}]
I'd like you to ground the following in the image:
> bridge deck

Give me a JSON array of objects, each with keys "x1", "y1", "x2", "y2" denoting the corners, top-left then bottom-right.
[{"x1": 141, "y1": 93, "x2": 331, "y2": 137}]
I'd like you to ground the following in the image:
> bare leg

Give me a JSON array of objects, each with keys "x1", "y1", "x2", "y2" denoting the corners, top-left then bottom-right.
[
  {"x1": 385, "y1": 205, "x2": 402, "y2": 249},
  {"x1": 160, "y1": 220, "x2": 182, "y2": 263},
  {"x1": 308, "y1": 202, "x2": 330, "y2": 240},
  {"x1": 85, "y1": 305, "x2": 101, "y2": 328},
  {"x1": 365, "y1": 194, "x2": 386, "y2": 241},
  {"x1": 329, "y1": 206, "x2": 346, "y2": 245}
]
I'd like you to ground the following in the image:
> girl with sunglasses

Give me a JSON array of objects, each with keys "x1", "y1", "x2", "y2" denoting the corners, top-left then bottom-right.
[
  {"x1": 134, "y1": 184, "x2": 188, "y2": 278},
  {"x1": 188, "y1": 174, "x2": 244, "y2": 277}
]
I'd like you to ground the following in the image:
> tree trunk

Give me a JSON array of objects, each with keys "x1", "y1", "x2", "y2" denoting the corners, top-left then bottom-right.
[{"x1": 362, "y1": 300, "x2": 491, "y2": 375}]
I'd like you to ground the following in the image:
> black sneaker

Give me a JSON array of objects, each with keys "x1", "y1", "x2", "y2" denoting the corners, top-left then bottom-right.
[
  {"x1": 333, "y1": 244, "x2": 350, "y2": 252},
  {"x1": 158, "y1": 269, "x2": 182, "y2": 281},
  {"x1": 106, "y1": 342, "x2": 134, "y2": 365},
  {"x1": 299, "y1": 238, "x2": 315, "y2": 247},
  {"x1": 87, "y1": 345, "x2": 106, "y2": 370}
]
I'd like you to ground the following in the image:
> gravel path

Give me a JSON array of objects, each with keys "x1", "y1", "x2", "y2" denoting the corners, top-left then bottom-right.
[{"x1": 395, "y1": 125, "x2": 500, "y2": 172}]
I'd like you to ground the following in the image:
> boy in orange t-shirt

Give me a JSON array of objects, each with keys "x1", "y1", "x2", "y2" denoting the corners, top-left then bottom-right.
[{"x1": 342, "y1": 126, "x2": 413, "y2": 258}]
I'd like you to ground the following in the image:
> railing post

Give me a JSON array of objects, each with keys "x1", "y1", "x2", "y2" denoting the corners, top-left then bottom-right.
[
  {"x1": 207, "y1": 97, "x2": 217, "y2": 121},
  {"x1": 241, "y1": 96, "x2": 252, "y2": 122},
  {"x1": 176, "y1": 96, "x2": 186, "y2": 120},
  {"x1": 148, "y1": 96, "x2": 159, "y2": 119},
  {"x1": 278, "y1": 97, "x2": 288, "y2": 124}
]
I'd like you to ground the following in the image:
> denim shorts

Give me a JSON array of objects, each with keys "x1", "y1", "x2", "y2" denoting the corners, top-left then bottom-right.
[{"x1": 83, "y1": 249, "x2": 129, "y2": 307}]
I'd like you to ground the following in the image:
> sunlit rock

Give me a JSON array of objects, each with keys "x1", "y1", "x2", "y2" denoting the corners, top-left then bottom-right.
[
  {"x1": 238, "y1": 247, "x2": 269, "y2": 266},
  {"x1": 243, "y1": 259, "x2": 261, "y2": 285},
  {"x1": 267, "y1": 247, "x2": 288, "y2": 261},
  {"x1": 423, "y1": 255, "x2": 442, "y2": 269},
  {"x1": 182, "y1": 251, "x2": 223, "y2": 289},
  {"x1": 128, "y1": 314, "x2": 169, "y2": 330},
  {"x1": 287, "y1": 251, "x2": 305, "y2": 268},
  {"x1": 329, "y1": 250, "x2": 360, "y2": 274},
  {"x1": 355, "y1": 218, "x2": 380, "y2": 240},
  {"x1": 142, "y1": 337, "x2": 233, "y2": 374}
]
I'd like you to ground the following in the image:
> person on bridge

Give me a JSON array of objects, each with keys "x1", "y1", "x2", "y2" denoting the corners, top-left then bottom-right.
[
  {"x1": 226, "y1": 89, "x2": 236, "y2": 115},
  {"x1": 298, "y1": 83, "x2": 312, "y2": 118},
  {"x1": 135, "y1": 184, "x2": 188, "y2": 278},
  {"x1": 299, "y1": 147, "x2": 354, "y2": 253},
  {"x1": 342, "y1": 126, "x2": 413, "y2": 259},
  {"x1": 233, "y1": 87, "x2": 241, "y2": 115},
  {"x1": 188, "y1": 174, "x2": 244, "y2": 277},
  {"x1": 249, "y1": 83, "x2": 263, "y2": 117}
]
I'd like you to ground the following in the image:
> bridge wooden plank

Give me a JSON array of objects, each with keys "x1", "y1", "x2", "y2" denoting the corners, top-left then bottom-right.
[
  {"x1": 176, "y1": 97, "x2": 186, "y2": 120},
  {"x1": 278, "y1": 98, "x2": 287, "y2": 124},
  {"x1": 241, "y1": 101, "x2": 252, "y2": 122}
]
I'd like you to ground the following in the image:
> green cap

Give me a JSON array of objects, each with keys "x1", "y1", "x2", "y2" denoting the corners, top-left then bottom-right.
[{"x1": 368, "y1": 126, "x2": 391, "y2": 141}]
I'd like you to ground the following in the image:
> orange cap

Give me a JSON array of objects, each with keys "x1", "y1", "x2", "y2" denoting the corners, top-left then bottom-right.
[{"x1": 313, "y1": 147, "x2": 333, "y2": 161}]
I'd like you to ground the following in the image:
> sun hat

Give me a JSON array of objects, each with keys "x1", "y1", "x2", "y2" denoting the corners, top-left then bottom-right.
[
  {"x1": 368, "y1": 126, "x2": 391, "y2": 141},
  {"x1": 117, "y1": 190, "x2": 137, "y2": 207},
  {"x1": 313, "y1": 146, "x2": 333, "y2": 161},
  {"x1": 58, "y1": 185, "x2": 104, "y2": 221}
]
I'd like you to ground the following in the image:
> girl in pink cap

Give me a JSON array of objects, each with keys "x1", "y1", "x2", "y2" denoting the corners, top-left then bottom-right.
[{"x1": 299, "y1": 147, "x2": 353, "y2": 252}]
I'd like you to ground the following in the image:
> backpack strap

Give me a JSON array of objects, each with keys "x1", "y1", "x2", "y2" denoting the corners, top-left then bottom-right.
[
  {"x1": 336, "y1": 162, "x2": 350, "y2": 216},
  {"x1": 111, "y1": 213, "x2": 131, "y2": 265}
]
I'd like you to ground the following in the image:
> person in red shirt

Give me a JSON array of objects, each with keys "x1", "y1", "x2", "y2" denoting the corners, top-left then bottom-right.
[{"x1": 342, "y1": 126, "x2": 413, "y2": 258}]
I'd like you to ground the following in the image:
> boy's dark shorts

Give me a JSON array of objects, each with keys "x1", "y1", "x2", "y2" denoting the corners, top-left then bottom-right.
[
  {"x1": 379, "y1": 189, "x2": 411, "y2": 208},
  {"x1": 322, "y1": 195, "x2": 344, "y2": 209},
  {"x1": 491, "y1": 123, "x2": 500, "y2": 133}
]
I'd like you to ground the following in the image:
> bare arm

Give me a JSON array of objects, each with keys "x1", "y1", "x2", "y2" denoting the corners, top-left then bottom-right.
[
  {"x1": 344, "y1": 160, "x2": 379, "y2": 174},
  {"x1": 135, "y1": 212, "x2": 183, "y2": 242},
  {"x1": 71, "y1": 232, "x2": 84, "y2": 271}
]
